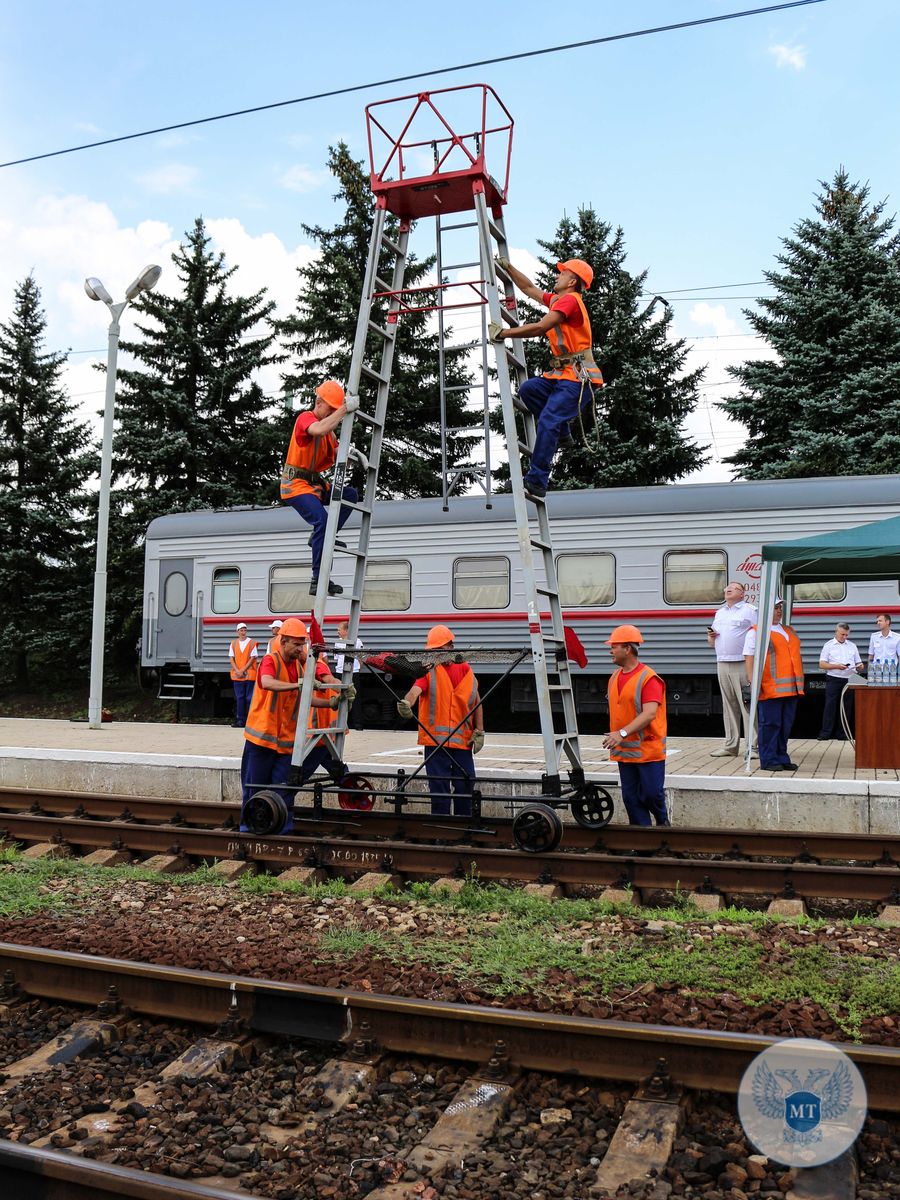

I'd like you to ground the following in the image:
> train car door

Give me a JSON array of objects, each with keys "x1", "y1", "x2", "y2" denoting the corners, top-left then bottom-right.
[{"x1": 157, "y1": 559, "x2": 194, "y2": 661}]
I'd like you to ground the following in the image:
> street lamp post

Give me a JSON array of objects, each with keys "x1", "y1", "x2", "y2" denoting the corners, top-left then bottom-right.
[{"x1": 84, "y1": 265, "x2": 162, "y2": 729}]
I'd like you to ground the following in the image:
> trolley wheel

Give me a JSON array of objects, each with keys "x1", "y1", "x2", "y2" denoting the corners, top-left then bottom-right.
[
  {"x1": 243, "y1": 789, "x2": 289, "y2": 836},
  {"x1": 512, "y1": 803, "x2": 564, "y2": 854},
  {"x1": 571, "y1": 784, "x2": 615, "y2": 830},
  {"x1": 337, "y1": 773, "x2": 376, "y2": 812}
]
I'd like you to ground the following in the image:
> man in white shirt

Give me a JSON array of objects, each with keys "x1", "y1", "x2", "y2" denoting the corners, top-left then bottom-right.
[
  {"x1": 867, "y1": 613, "x2": 900, "y2": 666},
  {"x1": 334, "y1": 619, "x2": 364, "y2": 730},
  {"x1": 707, "y1": 581, "x2": 758, "y2": 756},
  {"x1": 265, "y1": 620, "x2": 283, "y2": 655},
  {"x1": 818, "y1": 623, "x2": 863, "y2": 740}
]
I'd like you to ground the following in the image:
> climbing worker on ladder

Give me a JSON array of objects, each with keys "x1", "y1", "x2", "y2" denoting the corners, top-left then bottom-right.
[
  {"x1": 397, "y1": 625, "x2": 485, "y2": 817},
  {"x1": 239, "y1": 617, "x2": 355, "y2": 832},
  {"x1": 280, "y1": 380, "x2": 359, "y2": 596},
  {"x1": 493, "y1": 258, "x2": 603, "y2": 500}
]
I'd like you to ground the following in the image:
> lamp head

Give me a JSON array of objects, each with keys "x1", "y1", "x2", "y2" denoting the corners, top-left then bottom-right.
[
  {"x1": 125, "y1": 264, "x2": 162, "y2": 301},
  {"x1": 84, "y1": 277, "x2": 113, "y2": 305}
]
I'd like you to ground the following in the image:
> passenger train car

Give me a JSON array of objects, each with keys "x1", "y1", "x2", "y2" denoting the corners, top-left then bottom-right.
[{"x1": 141, "y1": 474, "x2": 900, "y2": 722}]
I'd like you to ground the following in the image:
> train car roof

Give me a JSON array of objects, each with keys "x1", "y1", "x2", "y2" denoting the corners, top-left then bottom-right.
[{"x1": 145, "y1": 474, "x2": 900, "y2": 539}]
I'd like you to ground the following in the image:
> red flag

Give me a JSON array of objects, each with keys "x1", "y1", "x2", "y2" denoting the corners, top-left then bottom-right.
[
  {"x1": 564, "y1": 625, "x2": 588, "y2": 668},
  {"x1": 308, "y1": 612, "x2": 325, "y2": 651}
]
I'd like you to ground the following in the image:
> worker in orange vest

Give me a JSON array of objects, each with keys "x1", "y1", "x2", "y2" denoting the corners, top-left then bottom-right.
[
  {"x1": 492, "y1": 258, "x2": 603, "y2": 502},
  {"x1": 742, "y1": 598, "x2": 804, "y2": 772},
  {"x1": 228, "y1": 622, "x2": 258, "y2": 728},
  {"x1": 397, "y1": 625, "x2": 484, "y2": 816},
  {"x1": 280, "y1": 380, "x2": 359, "y2": 598},
  {"x1": 602, "y1": 624, "x2": 670, "y2": 827},
  {"x1": 240, "y1": 617, "x2": 355, "y2": 832}
]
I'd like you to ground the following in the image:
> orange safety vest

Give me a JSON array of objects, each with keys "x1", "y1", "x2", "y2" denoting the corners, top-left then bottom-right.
[
  {"x1": 607, "y1": 664, "x2": 667, "y2": 763},
  {"x1": 244, "y1": 652, "x2": 299, "y2": 753},
  {"x1": 752, "y1": 625, "x2": 805, "y2": 700},
  {"x1": 229, "y1": 638, "x2": 258, "y2": 681},
  {"x1": 280, "y1": 412, "x2": 336, "y2": 500},
  {"x1": 544, "y1": 291, "x2": 604, "y2": 386},
  {"x1": 314, "y1": 654, "x2": 339, "y2": 729},
  {"x1": 417, "y1": 664, "x2": 478, "y2": 750}
]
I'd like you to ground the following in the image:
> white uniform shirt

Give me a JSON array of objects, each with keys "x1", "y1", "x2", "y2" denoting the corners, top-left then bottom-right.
[
  {"x1": 742, "y1": 623, "x2": 789, "y2": 657},
  {"x1": 819, "y1": 637, "x2": 862, "y2": 679},
  {"x1": 712, "y1": 601, "x2": 758, "y2": 661},
  {"x1": 868, "y1": 630, "x2": 900, "y2": 661},
  {"x1": 228, "y1": 637, "x2": 257, "y2": 664},
  {"x1": 334, "y1": 637, "x2": 363, "y2": 675}
]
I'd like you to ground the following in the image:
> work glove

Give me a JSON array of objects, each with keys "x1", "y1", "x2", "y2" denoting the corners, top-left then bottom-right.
[
  {"x1": 348, "y1": 445, "x2": 370, "y2": 473},
  {"x1": 345, "y1": 684, "x2": 357, "y2": 704},
  {"x1": 487, "y1": 320, "x2": 504, "y2": 343},
  {"x1": 397, "y1": 700, "x2": 414, "y2": 720},
  {"x1": 343, "y1": 394, "x2": 360, "y2": 413},
  {"x1": 495, "y1": 256, "x2": 511, "y2": 272},
  {"x1": 329, "y1": 695, "x2": 341, "y2": 710},
  {"x1": 472, "y1": 730, "x2": 485, "y2": 755}
]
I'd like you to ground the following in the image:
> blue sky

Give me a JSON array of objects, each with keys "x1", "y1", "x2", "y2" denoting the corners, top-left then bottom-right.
[{"x1": 0, "y1": 0, "x2": 896, "y2": 482}]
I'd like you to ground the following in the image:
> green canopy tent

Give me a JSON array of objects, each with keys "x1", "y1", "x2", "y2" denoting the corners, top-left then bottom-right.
[{"x1": 745, "y1": 513, "x2": 900, "y2": 771}]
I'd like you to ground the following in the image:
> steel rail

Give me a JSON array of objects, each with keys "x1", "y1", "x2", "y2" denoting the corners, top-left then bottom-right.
[
  {"x1": 3, "y1": 784, "x2": 900, "y2": 863},
  {"x1": 2, "y1": 812, "x2": 900, "y2": 900},
  {"x1": 2, "y1": 942, "x2": 898, "y2": 1111},
  {"x1": 0, "y1": 1139, "x2": 242, "y2": 1198}
]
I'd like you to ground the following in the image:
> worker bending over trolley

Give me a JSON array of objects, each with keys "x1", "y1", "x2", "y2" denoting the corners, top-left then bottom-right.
[{"x1": 397, "y1": 625, "x2": 485, "y2": 816}]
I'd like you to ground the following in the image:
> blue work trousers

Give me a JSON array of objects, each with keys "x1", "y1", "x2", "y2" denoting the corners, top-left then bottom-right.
[
  {"x1": 284, "y1": 485, "x2": 359, "y2": 579},
  {"x1": 819, "y1": 676, "x2": 852, "y2": 739},
  {"x1": 617, "y1": 760, "x2": 669, "y2": 827},
  {"x1": 423, "y1": 746, "x2": 475, "y2": 817},
  {"x1": 232, "y1": 680, "x2": 254, "y2": 727},
  {"x1": 757, "y1": 695, "x2": 799, "y2": 767},
  {"x1": 240, "y1": 740, "x2": 336, "y2": 832},
  {"x1": 519, "y1": 376, "x2": 585, "y2": 489}
]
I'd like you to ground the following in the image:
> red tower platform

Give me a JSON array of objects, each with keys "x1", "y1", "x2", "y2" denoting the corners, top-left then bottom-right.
[{"x1": 365, "y1": 84, "x2": 514, "y2": 219}]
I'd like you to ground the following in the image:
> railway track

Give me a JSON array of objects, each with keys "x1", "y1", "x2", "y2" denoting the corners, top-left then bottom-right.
[
  {"x1": 0, "y1": 944, "x2": 897, "y2": 1198},
  {"x1": 2, "y1": 788, "x2": 900, "y2": 905}
]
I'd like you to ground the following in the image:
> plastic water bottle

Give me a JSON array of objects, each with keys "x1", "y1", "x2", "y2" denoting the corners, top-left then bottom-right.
[
  {"x1": 890, "y1": 658, "x2": 899, "y2": 686},
  {"x1": 873, "y1": 658, "x2": 883, "y2": 686}
]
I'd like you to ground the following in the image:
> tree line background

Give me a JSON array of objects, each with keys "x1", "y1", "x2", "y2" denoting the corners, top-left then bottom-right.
[{"x1": 2, "y1": 157, "x2": 899, "y2": 695}]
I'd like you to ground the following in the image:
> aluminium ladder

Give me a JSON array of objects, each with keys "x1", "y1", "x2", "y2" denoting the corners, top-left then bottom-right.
[{"x1": 291, "y1": 85, "x2": 583, "y2": 797}]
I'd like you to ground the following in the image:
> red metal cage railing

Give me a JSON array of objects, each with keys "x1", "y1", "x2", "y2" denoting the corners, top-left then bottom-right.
[{"x1": 365, "y1": 84, "x2": 514, "y2": 220}]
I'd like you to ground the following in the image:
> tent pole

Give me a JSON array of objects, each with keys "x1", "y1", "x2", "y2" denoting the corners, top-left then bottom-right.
[{"x1": 746, "y1": 561, "x2": 778, "y2": 773}]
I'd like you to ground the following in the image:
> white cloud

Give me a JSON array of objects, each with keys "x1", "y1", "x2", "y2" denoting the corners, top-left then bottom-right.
[
  {"x1": 135, "y1": 163, "x2": 199, "y2": 193},
  {"x1": 688, "y1": 301, "x2": 738, "y2": 337},
  {"x1": 768, "y1": 43, "x2": 807, "y2": 71},
  {"x1": 278, "y1": 163, "x2": 327, "y2": 193}
]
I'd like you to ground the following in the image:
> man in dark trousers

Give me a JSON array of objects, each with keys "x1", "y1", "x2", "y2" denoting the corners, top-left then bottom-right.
[
  {"x1": 493, "y1": 257, "x2": 603, "y2": 501},
  {"x1": 280, "y1": 380, "x2": 359, "y2": 597}
]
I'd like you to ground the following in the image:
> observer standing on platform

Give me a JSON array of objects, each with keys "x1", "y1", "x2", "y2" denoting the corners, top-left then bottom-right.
[
  {"x1": 818, "y1": 623, "x2": 863, "y2": 740},
  {"x1": 707, "y1": 581, "x2": 757, "y2": 757},
  {"x1": 743, "y1": 599, "x2": 804, "y2": 772}
]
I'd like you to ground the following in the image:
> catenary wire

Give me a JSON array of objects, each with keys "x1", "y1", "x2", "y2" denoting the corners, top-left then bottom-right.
[{"x1": 0, "y1": 1, "x2": 826, "y2": 169}]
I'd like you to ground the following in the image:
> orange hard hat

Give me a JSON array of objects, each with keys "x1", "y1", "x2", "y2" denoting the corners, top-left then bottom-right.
[
  {"x1": 557, "y1": 258, "x2": 594, "y2": 289},
  {"x1": 279, "y1": 617, "x2": 309, "y2": 640},
  {"x1": 315, "y1": 379, "x2": 345, "y2": 409},
  {"x1": 605, "y1": 624, "x2": 643, "y2": 646},
  {"x1": 426, "y1": 624, "x2": 455, "y2": 649}
]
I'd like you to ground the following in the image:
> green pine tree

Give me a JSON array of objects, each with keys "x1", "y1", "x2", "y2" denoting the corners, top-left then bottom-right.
[
  {"x1": 0, "y1": 275, "x2": 95, "y2": 688},
  {"x1": 106, "y1": 216, "x2": 284, "y2": 666},
  {"x1": 721, "y1": 169, "x2": 900, "y2": 478},
  {"x1": 280, "y1": 142, "x2": 481, "y2": 498},
  {"x1": 500, "y1": 207, "x2": 706, "y2": 489}
]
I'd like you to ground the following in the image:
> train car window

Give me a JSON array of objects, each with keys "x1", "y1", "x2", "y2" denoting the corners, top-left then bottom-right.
[
  {"x1": 794, "y1": 581, "x2": 847, "y2": 602},
  {"x1": 557, "y1": 553, "x2": 615, "y2": 606},
  {"x1": 453, "y1": 557, "x2": 510, "y2": 609},
  {"x1": 163, "y1": 571, "x2": 188, "y2": 617},
  {"x1": 664, "y1": 550, "x2": 726, "y2": 604},
  {"x1": 362, "y1": 560, "x2": 411, "y2": 611},
  {"x1": 269, "y1": 563, "x2": 313, "y2": 612},
  {"x1": 212, "y1": 567, "x2": 241, "y2": 614}
]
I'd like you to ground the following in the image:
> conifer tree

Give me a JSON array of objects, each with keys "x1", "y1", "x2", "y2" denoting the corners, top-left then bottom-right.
[
  {"x1": 0, "y1": 275, "x2": 94, "y2": 687},
  {"x1": 106, "y1": 217, "x2": 284, "y2": 664},
  {"x1": 721, "y1": 169, "x2": 900, "y2": 478},
  {"x1": 504, "y1": 207, "x2": 706, "y2": 489},
  {"x1": 280, "y1": 143, "x2": 481, "y2": 498}
]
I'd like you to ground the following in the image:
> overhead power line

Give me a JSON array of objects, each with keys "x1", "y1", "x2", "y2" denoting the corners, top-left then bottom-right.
[{"x1": 1, "y1": 1, "x2": 826, "y2": 169}]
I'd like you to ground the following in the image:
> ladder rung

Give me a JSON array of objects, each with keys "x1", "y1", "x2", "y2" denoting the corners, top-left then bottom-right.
[
  {"x1": 361, "y1": 364, "x2": 389, "y2": 385},
  {"x1": 500, "y1": 309, "x2": 518, "y2": 326},
  {"x1": 373, "y1": 275, "x2": 393, "y2": 291},
  {"x1": 367, "y1": 319, "x2": 394, "y2": 340},
  {"x1": 535, "y1": 586, "x2": 558, "y2": 598},
  {"x1": 443, "y1": 260, "x2": 480, "y2": 271},
  {"x1": 443, "y1": 384, "x2": 470, "y2": 394},
  {"x1": 517, "y1": 440, "x2": 532, "y2": 456},
  {"x1": 530, "y1": 538, "x2": 551, "y2": 551},
  {"x1": 440, "y1": 220, "x2": 477, "y2": 232},
  {"x1": 513, "y1": 396, "x2": 529, "y2": 414},
  {"x1": 351, "y1": 410, "x2": 380, "y2": 428},
  {"x1": 381, "y1": 234, "x2": 405, "y2": 257},
  {"x1": 488, "y1": 218, "x2": 505, "y2": 242}
]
